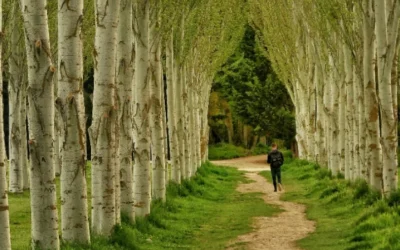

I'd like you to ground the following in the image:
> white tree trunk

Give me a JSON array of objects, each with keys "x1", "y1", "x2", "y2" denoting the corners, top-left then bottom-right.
[
  {"x1": 166, "y1": 34, "x2": 180, "y2": 183},
  {"x1": 323, "y1": 67, "x2": 332, "y2": 170},
  {"x1": 182, "y1": 66, "x2": 192, "y2": 178},
  {"x1": 21, "y1": 0, "x2": 60, "y2": 248},
  {"x1": 295, "y1": 80, "x2": 307, "y2": 159},
  {"x1": 203, "y1": 80, "x2": 213, "y2": 161},
  {"x1": 21, "y1": 75, "x2": 29, "y2": 190},
  {"x1": 362, "y1": 0, "x2": 382, "y2": 190},
  {"x1": 330, "y1": 54, "x2": 340, "y2": 176},
  {"x1": 0, "y1": 0, "x2": 11, "y2": 248},
  {"x1": 338, "y1": 45, "x2": 347, "y2": 174},
  {"x1": 133, "y1": 0, "x2": 151, "y2": 217},
  {"x1": 149, "y1": 5, "x2": 166, "y2": 201},
  {"x1": 117, "y1": 0, "x2": 135, "y2": 222},
  {"x1": 54, "y1": 108, "x2": 61, "y2": 177},
  {"x1": 344, "y1": 43, "x2": 354, "y2": 180},
  {"x1": 306, "y1": 42, "x2": 315, "y2": 162},
  {"x1": 375, "y1": 0, "x2": 399, "y2": 194},
  {"x1": 9, "y1": 1, "x2": 24, "y2": 193},
  {"x1": 314, "y1": 57, "x2": 324, "y2": 165},
  {"x1": 175, "y1": 60, "x2": 186, "y2": 179},
  {"x1": 187, "y1": 77, "x2": 197, "y2": 176},
  {"x1": 352, "y1": 67, "x2": 361, "y2": 179},
  {"x1": 57, "y1": 0, "x2": 90, "y2": 243},
  {"x1": 90, "y1": 0, "x2": 120, "y2": 235}
]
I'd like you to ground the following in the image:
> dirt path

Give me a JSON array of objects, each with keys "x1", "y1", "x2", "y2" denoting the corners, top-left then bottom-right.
[{"x1": 212, "y1": 155, "x2": 315, "y2": 250}]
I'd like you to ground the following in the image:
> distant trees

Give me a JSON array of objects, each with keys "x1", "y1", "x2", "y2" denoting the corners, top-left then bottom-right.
[{"x1": 212, "y1": 26, "x2": 295, "y2": 148}]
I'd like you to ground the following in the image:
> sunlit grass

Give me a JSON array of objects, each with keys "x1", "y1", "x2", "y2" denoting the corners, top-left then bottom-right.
[
  {"x1": 10, "y1": 162, "x2": 281, "y2": 249},
  {"x1": 260, "y1": 159, "x2": 400, "y2": 250}
]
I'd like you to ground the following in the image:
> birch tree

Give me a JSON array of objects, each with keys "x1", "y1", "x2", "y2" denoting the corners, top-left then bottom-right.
[
  {"x1": 57, "y1": 0, "x2": 90, "y2": 243},
  {"x1": 89, "y1": 0, "x2": 120, "y2": 235},
  {"x1": 117, "y1": 0, "x2": 135, "y2": 221},
  {"x1": 149, "y1": 3, "x2": 166, "y2": 201},
  {"x1": 166, "y1": 33, "x2": 180, "y2": 183},
  {"x1": 375, "y1": 0, "x2": 399, "y2": 194},
  {"x1": 0, "y1": 0, "x2": 11, "y2": 247},
  {"x1": 133, "y1": 0, "x2": 151, "y2": 217},
  {"x1": 21, "y1": 0, "x2": 60, "y2": 248},
  {"x1": 9, "y1": 0, "x2": 24, "y2": 194}
]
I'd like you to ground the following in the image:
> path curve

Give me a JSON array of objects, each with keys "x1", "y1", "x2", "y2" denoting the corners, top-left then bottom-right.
[{"x1": 212, "y1": 155, "x2": 315, "y2": 250}]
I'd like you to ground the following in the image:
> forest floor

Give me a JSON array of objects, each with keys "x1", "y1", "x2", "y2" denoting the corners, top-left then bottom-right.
[{"x1": 212, "y1": 155, "x2": 315, "y2": 250}]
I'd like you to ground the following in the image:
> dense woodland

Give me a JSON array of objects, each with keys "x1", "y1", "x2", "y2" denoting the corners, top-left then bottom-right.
[{"x1": 0, "y1": 0, "x2": 398, "y2": 249}]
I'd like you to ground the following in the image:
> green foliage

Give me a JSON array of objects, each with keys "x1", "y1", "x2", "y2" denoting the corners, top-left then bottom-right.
[{"x1": 260, "y1": 159, "x2": 400, "y2": 250}]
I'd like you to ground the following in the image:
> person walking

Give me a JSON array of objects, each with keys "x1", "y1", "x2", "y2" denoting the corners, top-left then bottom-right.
[{"x1": 267, "y1": 143, "x2": 284, "y2": 192}]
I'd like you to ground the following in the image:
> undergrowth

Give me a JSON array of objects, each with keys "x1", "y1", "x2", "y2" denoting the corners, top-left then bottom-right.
[{"x1": 260, "y1": 159, "x2": 400, "y2": 250}]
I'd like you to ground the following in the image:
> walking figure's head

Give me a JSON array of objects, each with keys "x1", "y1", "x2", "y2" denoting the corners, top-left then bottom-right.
[{"x1": 271, "y1": 143, "x2": 277, "y2": 150}]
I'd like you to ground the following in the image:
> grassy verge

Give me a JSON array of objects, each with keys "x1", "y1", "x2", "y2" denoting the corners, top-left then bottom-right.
[
  {"x1": 260, "y1": 159, "x2": 400, "y2": 250},
  {"x1": 11, "y1": 162, "x2": 280, "y2": 249}
]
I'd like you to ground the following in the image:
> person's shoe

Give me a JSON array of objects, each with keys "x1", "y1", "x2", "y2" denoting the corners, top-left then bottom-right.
[
  {"x1": 278, "y1": 183, "x2": 283, "y2": 191},
  {"x1": 274, "y1": 189, "x2": 277, "y2": 192}
]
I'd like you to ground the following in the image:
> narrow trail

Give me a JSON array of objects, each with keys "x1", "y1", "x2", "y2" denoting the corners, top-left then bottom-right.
[{"x1": 212, "y1": 155, "x2": 315, "y2": 250}]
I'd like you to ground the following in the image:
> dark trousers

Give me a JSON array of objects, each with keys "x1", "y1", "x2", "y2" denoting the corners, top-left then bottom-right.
[{"x1": 271, "y1": 167, "x2": 281, "y2": 191}]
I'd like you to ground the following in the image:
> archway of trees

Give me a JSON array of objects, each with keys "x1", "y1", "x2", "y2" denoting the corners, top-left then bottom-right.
[{"x1": 0, "y1": 0, "x2": 398, "y2": 249}]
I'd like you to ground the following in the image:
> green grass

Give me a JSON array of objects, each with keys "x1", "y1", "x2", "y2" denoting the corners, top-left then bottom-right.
[
  {"x1": 11, "y1": 162, "x2": 280, "y2": 249},
  {"x1": 208, "y1": 143, "x2": 251, "y2": 160},
  {"x1": 260, "y1": 159, "x2": 400, "y2": 250},
  {"x1": 9, "y1": 190, "x2": 31, "y2": 250}
]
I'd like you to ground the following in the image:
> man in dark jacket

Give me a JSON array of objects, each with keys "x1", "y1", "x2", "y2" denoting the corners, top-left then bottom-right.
[{"x1": 267, "y1": 143, "x2": 284, "y2": 192}]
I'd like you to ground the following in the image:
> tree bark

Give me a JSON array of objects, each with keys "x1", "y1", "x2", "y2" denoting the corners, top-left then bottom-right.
[
  {"x1": 352, "y1": 67, "x2": 361, "y2": 179},
  {"x1": 344, "y1": 43, "x2": 354, "y2": 180},
  {"x1": 183, "y1": 66, "x2": 192, "y2": 178},
  {"x1": 363, "y1": 0, "x2": 382, "y2": 189},
  {"x1": 149, "y1": 4, "x2": 166, "y2": 201},
  {"x1": 117, "y1": 0, "x2": 135, "y2": 222},
  {"x1": 90, "y1": 0, "x2": 120, "y2": 235},
  {"x1": 166, "y1": 34, "x2": 180, "y2": 183},
  {"x1": 133, "y1": 0, "x2": 151, "y2": 216},
  {"x1": 21, "y1": 75, "x2": 29, "y2": 190},
  {"x1": 57, "y1": 0, "x2": 90, "y2": 243},
  {"x1": 375, "y1": 0, "x2": 399, "y2": 194},
  {"x1": 21, "y1": 0, "x2": 60, "y2": 248},
  {"x1": 338, "y1": 45, "x2": 347, "y2": 175},
  {"x1": 9, "y1": 0, "x2": 24, "y2": 193},
  {"x1": 175, "y1": 59, "x2": 186, "y2": 179},
  {"x1": 0, "y1": 0, "x2": 11, "y2": 247}
]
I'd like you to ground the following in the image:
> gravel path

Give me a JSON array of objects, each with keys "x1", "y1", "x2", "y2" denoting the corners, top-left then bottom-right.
[{"x1": 212, "y1": 155, "x2": 315, "y2": 250}]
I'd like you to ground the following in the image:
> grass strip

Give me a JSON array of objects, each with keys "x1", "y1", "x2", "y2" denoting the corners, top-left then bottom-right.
[
  {"x1": 10, "y1": 162, "x2": 280, "y2": 249},
  {"x1": 260, "y1": 159, "x2": 400, "y2": 250}
]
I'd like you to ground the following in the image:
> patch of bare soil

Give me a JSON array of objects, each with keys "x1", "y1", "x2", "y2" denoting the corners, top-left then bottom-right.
[{"x1": 212, "y1": 156, "x2": 315, "y2": 250}]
